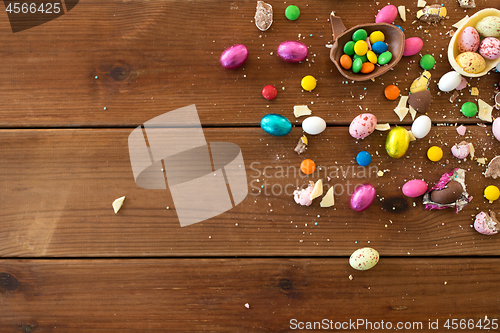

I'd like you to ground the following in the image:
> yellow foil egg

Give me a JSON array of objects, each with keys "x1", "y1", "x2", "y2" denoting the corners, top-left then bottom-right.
[
  {"x1": 386, "y1": 126, "x2": 410, "y2": 158},
  {"x1": 455, "y1": 52, "x2": 486, "y2": 73}
]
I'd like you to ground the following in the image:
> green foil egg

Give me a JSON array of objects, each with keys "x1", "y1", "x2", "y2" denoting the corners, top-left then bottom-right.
[
  {"x1": 386, "y1": 126, "x2": 410, "y2": 158},
  {"x1": 261, "y1": 114, "x2": 292, "y2": 136}
]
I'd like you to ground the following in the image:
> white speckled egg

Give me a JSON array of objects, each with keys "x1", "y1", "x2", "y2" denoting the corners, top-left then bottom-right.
[
  {"x1": 411, "y1": 115, "x2": 431, "y2": 139},
  {"x1": 457, "y1": 26, "x2": 480, "y2": 53},
  {"x1": 302, "y1": 116, "x2": 326, "y2": 135},
  {"x1": 479, "y1": 37, "x2": 500, "y2": 60},
  {"x1": 349, "y1": 247, "x2": 379, "y2": 271},
  {"x1": 475, "y1": 16, "x2": 500, "y2": 38},
  {"x1": 456, "y1": 52, "x2": 486, "y2": 74},
  {"x1": 438, "y1": 71, "x2": 462, "y2": 92},
  {"x1": 349, "y1": 113, "x2": 377, "y2": 139}
]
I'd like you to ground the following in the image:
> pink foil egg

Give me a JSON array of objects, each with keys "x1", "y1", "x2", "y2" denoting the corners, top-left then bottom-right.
[
  {"x1": 220, "y1": 44, "x2": 249, "y2": 69},
  {"x1": 457, "y1": 26, "x2": 480, "y2": 53},
  {"x1": 375, "y1": 5, "x2": 398, "y2": 24},
  {"x1": 402, "y1": 179, "x2": 428, "y2": 198},
  {"x1": 350, "y1": 183, "x2": 376, "y2": 212},
  {"x1": 479, "y1": 37, "x2": 500, "y2": 60},
  {"x1": 349, "y1": 113, "x2": 377, "y2": 139},
  {"x1": 403, "y1": 37, "x2": 423, "y2": 56},
  {"x1": 277, "y1": 41, "x2": 308, "y2": 63}
]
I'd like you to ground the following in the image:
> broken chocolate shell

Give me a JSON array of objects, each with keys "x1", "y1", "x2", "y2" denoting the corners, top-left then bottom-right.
[
  {"x1": 485, "y1": 156, "x2": 500, "y2": 179},
  {"x1": 474, "y1": 211, "x2": 498, "y2": 235},
  {"x1": 254, "y1": 1, "x2": 273, "y2": 31},
  {"x1": 408, "y1": 90, "x2": 432, "y2": 113},
  {"x1": 430, "y1": 180, "x2": 463, "y2": 204}
]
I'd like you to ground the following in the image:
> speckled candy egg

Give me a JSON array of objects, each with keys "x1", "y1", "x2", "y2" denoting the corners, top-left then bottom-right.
[
  {"x1": 277, "y1": 41, "x2": 308, "y2": 63},
  {"x1": 455, "y1": 52, "x2": 486, "y2": 74},
  {"x1": 350, "y1": 183, "x2": 376, "y2": 212},
  {"x1": 493, "y1": 118, "x2": 500, "y2": 142},
  {"x1": 349, "y1": 113, "x2": 377, "y2": 139},
  {"x1": 402, "y1": 179, "x2": 428, "y2": 198},
  {"x1": 260, "y1": 114, "x2": 292, "y2": 136},
  {"x1": 349, "y1": 247, "x2": 379, "y2": 270},
  {"x1": 457, "y1": 26, "x2": 480, "y2": 53},
  {"x1": 479, "y1": 37, "x2": 500, "y2": 60},
  {"x1": 220, "y1": 44, "x2": 249, "y2": 69},
  {"x1": 475, "y1": 16, "x2": 500, "y2": 38}
]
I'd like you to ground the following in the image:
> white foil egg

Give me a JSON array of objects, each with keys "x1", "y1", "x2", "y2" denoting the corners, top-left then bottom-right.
[
  {"x1": 411, "y1": 115, "x2": 432, "y2": 139},
  {"x1": 302, "y1": 116, "x2": 326, "y2": 135},
  {"x1": 438, "y1": 71, "x2": 462, "y2": 91}
]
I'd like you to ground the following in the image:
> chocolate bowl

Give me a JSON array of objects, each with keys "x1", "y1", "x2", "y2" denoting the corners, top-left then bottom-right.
[{"x1": 329, "y1": 12, "x2": 405, "y2": 81}]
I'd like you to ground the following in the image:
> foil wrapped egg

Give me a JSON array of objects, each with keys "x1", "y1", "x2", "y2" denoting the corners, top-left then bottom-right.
[
  {"x1": 277, "y1": 41, "x2": 308, "y2": 63},
  {"x1": 220, "y1": 44, "x2": 249, "y2": 69},
  {"x1": 350, "y1": 183, "x2": 376, "y2": 212}
]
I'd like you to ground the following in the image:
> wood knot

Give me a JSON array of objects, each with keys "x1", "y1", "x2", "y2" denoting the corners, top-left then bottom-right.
[
  {"x1": 110, "y1": 64, "x2": 132, "y2": 82},
  {"x1": 391, "y1": 305, "x2": 408, "y2": 311},
  {"x1": 0, "y1": 272, "x2": 18, "y2": 291},
  {"x1": 279, "y1": 279, "x2": 292, "y2": 290},
  {"x1": 382, "y1": 196, "x2": 409, "y2": 213},
  {"x1": 23, "y1": 325, "x2": 33, "y2": 333}
]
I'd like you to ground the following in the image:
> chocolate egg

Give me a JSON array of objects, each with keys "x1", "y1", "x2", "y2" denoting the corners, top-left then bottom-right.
[
  {"x1": 402, "y1": 179, "x2": 428, "y2": 197},
  {"x1": 386, "y1": 126, "x2": 410, "y2": 158},
  {"x1": 350, "y1": 183, "x2": 376, "y2": 212},
  {"x1": 430, "y1": 180, "x2": 463, "y2": 204},
  {"x1": 220, "y1": 44, "x2": 249, "y2": 69},
  {"x1": 349, "y1": 247, "x2": 379, "y2": 270},
  {"x1": 277, "y1": 41, "x2": 308, "y2": 63},
  {"x1": 457, "y1": 26, "x2": 480, "y2": 53},
  {"x1": 349, "y1": 113, "x2": 377, "y2": 139},
  {"x1": 260, "y1": 114, "x2": 292, "y2": 136}
]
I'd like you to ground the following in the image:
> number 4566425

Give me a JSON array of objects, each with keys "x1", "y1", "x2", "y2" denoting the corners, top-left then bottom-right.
[{"x1": 5, "y1": 3, "x2": 61, "y2": 14}]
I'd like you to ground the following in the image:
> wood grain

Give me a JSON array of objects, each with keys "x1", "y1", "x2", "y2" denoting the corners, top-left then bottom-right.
[
  {"x1": 0, "y1": 0, "x2": 497, "y2": 127},
  {"x1": 0, "y1": 127, "x2": 499, "y2": 257},
  {"x1": 1, "y1": 259, "x2": 499, "y2": 332}
]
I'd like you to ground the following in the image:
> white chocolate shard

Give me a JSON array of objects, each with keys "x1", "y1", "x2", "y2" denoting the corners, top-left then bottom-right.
[
  {"x1": 112, "y1": 196, "x2": 125, "y2": 213},
  {"x1": 293, "y1": 105, "x2": 313, "y2": 118},
  {"x1": 310, "y1": 179, "x2": 323, "y2": 201},
  {"x1": 375, "y1": 123, "x2": 391, "y2": 131},
  {"x1": 398, "y1": 6, "x2": 406, "y2": 22},
  {"x1": 408, "y1": 131, "x2": 417, "y2": 141},
  {"x1": 320, "y1": 186, "x2": 335, "y2": 207},
  {"x1": 409, "y1": 105, "x2": 417, "y2": 120},
  {"x1": 417, "y1": 0, "x2": 427, "y2": 7},
  {"x1": 468, "y1": 143, "x2": 475, "y2": 159},
  {"x1": 477, "y1": 99, "x2": 493, "y2": 122},
  {"x1": 394, "y1": 96, "x2": 409, "y2": 121}
]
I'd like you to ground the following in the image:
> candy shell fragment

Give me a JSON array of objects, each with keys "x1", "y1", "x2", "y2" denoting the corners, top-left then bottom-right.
[
  {"x1": 474, "y1": 211, "x2": 498, "y2": 235},
  {"x1": 293, "y1": 182, "x2": 314, "y2": 206},
  {"x1": 485, "y1": 156, "x2": 500, "y2": 179},
  {"x1": 254, "y1": 1, "x2": 273, "y2": 31},
  {"x1": 294, "y1": 135, "x2": 308, "y2": 155},
  {"x1": 457, "y1": 125, "x2": 466, "y2": 136},
  {"x1": 417, "y1": 5, "x2": 447, "y2": 23}
]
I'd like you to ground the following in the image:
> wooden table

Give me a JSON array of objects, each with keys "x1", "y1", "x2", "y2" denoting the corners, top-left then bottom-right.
[{"x1": 1, "y1": 0, "x2": 499, "y2": 331}]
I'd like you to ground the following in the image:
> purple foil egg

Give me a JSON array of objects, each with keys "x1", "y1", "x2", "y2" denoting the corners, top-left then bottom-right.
[
  {"x1": 350, "y1": 183, "x2": 376, "y2": 212},
  {"x1": 220, "y1": 44, "x2": 249, "y2": 69},
  {"x1": 277, "y1": 41, "x2": 308, "y2": 63}
]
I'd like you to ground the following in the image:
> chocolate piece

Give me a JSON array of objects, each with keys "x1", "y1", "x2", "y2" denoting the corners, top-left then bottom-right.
[
  {"x1": 457, "y1": 0, "x2": 475, "y2": 8},
  {"x1": 430, "y1": 180, "x2": 463, "y2": 204},
  {"x1": 408, "y1": 90, "x2": 432, "y2": 113},
  {"x1": 485, "y1": 156, "x2": 500, "y2": 179},
  {"x1": 417, "y1": 5, "x2": 447, "y2": 23},
  {"x1": 294, "y1": 135, "x2": 308, "y2": 154},
  {"x1": 449, "y1": 91, "x2": 460, "y2": 103}
]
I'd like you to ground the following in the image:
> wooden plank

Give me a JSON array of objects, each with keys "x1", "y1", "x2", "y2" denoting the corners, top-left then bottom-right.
[
  {"x1": 0, "y1": 0, "x2": 497, "y2": 127},
  {"x1": 0, "y1": 258, "x2": 499, "y2": 332},
  {"x1": 0, "y1": 127, "x2": 499, "y2": 257}
]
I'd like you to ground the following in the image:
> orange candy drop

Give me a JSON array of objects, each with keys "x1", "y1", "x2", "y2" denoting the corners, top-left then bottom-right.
[
  {"x1": 340, "y1": 54, "x2": 352, "y2": 70},
  {"x1": 384, "y1": 84, "x2": 400, "y2": 100},
  {"x1": 300, "y1": 159, "x2": 316, "y2": 175}
]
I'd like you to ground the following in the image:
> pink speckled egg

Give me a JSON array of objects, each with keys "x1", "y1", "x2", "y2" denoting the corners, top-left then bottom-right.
[
  {"x1": 220, "y1": 44, "x2": 249, "y2": 69},
  {"x1": 349, "y1": 113, "x2": 377, "y2": 139},
  {"x1": 375, "y1": 5, "x2": 397, "y2": 24},
  {"x1": 479, "y1": 37, "x2": 500, "y2": 60},
  {"x1": 350, "y1": 183, "x2": 376, "y2": 212},
  {"x1": 403, "y1": 37, "x2": 423, "y2": 56},
  {"x1": 493, "y1": 118, "x2": 500, "y2": 142},
  {"x1": 402, "y1": 179, "x2": 428, "y2": 198},
  {"x1": 457, "y1": 26, "x2": 480, "y2": 53}
]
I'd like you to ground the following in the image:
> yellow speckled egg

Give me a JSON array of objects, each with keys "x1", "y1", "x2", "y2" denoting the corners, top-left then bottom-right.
[
  {"x1": 349, "y1": 247, "x2": 379, "y2": 270},
  {"x1": 386, "y1": 126, "x2": 410, "y2": 158},
  {"x1": 455, "y1": 52, "x2": 486, "y2": 74}
]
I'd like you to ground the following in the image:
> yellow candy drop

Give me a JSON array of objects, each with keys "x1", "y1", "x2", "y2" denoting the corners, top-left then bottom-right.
[
  {"x1": 484, "y1": 185, "x2": 500, "y2": 202},
  {"x1": 427, "y1": 146, "x2": 443, "y2": 162},
  {"x1": 301, "y1": 75, "x2": 317, "y2": 91},
  {"x1": 354, "y1": 40, "x2": 368, "y2": 56}
]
